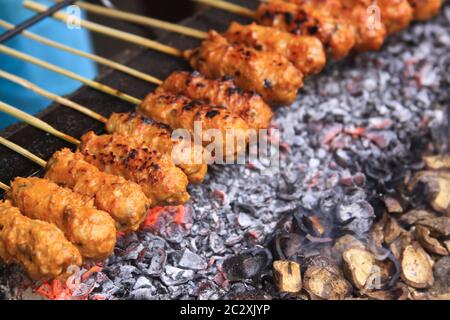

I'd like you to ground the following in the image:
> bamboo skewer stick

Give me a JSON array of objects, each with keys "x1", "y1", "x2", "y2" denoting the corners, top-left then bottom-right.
[
  {"x1": 0, "y1": 19, "x2": 162, "y2": 85},
  {"x1": 0, "y1": 101, "x2": 81, "y2": 146},
  {"x1": 24, "y1": 0, "x2": 183, "y2": 57},
  {"x1": 52, "y1": 0, "x2": 208, "y2": 39},
  {"x1": 0, "y1": 44, "x2": 142, "y2": 105},
  {"x1": 0, "y1": 136, "x2": 47, "y2": 167},
  {"x1": 190, "y1": 0, "x2": 256, "y2": 18},
  {"x1": 0, "y1": 181, "x2": 10, "y2": 191},
  {"x1": 0, "y1": 70, "x2": 107, "y2": 123}
]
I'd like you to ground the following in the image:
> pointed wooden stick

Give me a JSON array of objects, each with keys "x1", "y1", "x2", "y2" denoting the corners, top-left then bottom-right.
[
  {"x1": 0, "y1": 181, "x2": 10, "y2": 191},
  {"x1": 24, "y1": 0, "x2": 183, "y2": 57},
  {"x1": 0, "y1": 44, "x2": 142, "y2": 105},
  {"x1": 0, "y1": 70, "x2": 107, "y2": 123},
  {"x1": 52, "y1": 1, "x2": 208, "y2": 39},
  {"x1": 190, "y1": 0, "x2": 255, "y2": 18},
  {"x1": 0, "y1": 136, "x2": 47, "y2": 167},
  {"x1": 0, "y1": 19, "x2": 162, "y2": 85},
  {"x1": 0, "y1": 101, "x2": 80, "y2": 146}
]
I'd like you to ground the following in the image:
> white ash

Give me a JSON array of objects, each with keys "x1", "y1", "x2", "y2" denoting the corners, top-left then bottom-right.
[{"x1": 1, "y1": 5, "x2": 449, "y2": 300}]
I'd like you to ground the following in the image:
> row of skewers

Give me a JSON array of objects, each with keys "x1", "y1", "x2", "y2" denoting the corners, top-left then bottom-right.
[{"x1": 0, "y1": 0, "x2": 444, "y2": 281}]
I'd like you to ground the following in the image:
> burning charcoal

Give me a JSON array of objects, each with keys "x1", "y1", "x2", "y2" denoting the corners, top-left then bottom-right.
[
  {"x1": 303, "y1": 265, "x2": 351, "y2": 300},
  {"x1": 342, "y1": 248, "x2": 383, "y2": 290},
  {"x1": 399, "y1": 210, "x2": 436, "y2": 226},
  {"x1": 271, "y1": 233, "x2": 304, "y2": 260},
  {"x1": 408, "y1": 171, "x2": 450, "y2": 215},
  {"x1": 400, "y1": 243, "x2": 434, "y2": 288},
  {"x1": 143, "y1": 246, "x2": 166, "y2": 277},
  {"x1": 272, "y1": 261, "x2": 302, "y2": 294},
  {"x1": 161, "y1": 266, "x2": 195, "y2": 286},
  {"x1": 178, "y1": 249, "x2": 208, "y2": 270},
  {"x1": 384, "y1": 217, "x2": 402, "y2": 245},
  {"x1": 209, "y1": 232, "x2": 226, "y2": 254},
  {"x1": 133, "y1": 276, "x2": 153, "y2": 290},
  {"x1": 430, "y1": 257, "x2": 450, "y2": 296},
  {"x1": 222, "y1": 248, "x2": 272, "y2": 282},
  {"x1": 415, "y1": 226, "x2": 449, "y2": 256},
  {"x1": 416, "y1": 217, "x2": 450, "y2": 238},
  {"x1": 332, "y1": 235, "x2": 365, "y2": 258},
  {"x1": 196, "y1": 281, "x2": 221, "y2": 300},
  {"x1": 337, "y1": 201, "x2": 375, "y2": 235},
  {"x1": 238, "y1": 212, "x2": 253, "y2": 229},
  {"x1": 383, "y1": 196, "x2": 403, "y2": 214},
  {"x1": 423, "y1": 155, "x2": 450, "y2": 170},
  {"x1": 361, "y1": 283, "x2": 409, "y2": 300},
  {"x1": 131, "y1": 288, "x2": 156, "y2": 300}
]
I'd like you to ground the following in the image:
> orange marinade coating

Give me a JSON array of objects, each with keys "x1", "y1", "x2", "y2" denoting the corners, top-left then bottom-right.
[
  {"x1": 408, "y1": 0, "x2": 443, "y2": 21},
  {"x1": 45, "y1": 148, "x2": 149, "y2": 232},
  {"x1": 79, "y1": 132, "x2": 190, "y2": 206},
  {"x1": 160, "y1": 71, "x2": 273, "y2": 131},
  {"x1": 106, "y1": 112, "x2": 208, "y2": 184},
  {"x1": 0, "y1": 200, "x2": 82, "y2": 280},
  {"x1": 255, "y1": 0, "x2": 356, "y2": 60},
  {"x1": 185, "y1": 31, "x2": 303, "y2": 105},
  {"x1": 224, "y1": 22, "x2": 326, "y2": 76},
  {"x1": 9, "y1": 177, "x2": 116, "y2": 260},
  {"x1": 138, "y1": 91, "x2": 249, "y2": 160}
]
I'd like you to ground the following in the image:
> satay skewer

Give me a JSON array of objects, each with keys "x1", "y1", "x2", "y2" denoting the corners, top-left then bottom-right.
[
  {"x1": 191, "y1": 0, "x2": 255, "y2": 18},
  {"x1": 0, "y1": 181, "x2": 10, "y2": 191},
  {"x1": 0, "y1": 135, "x2": 48, "y2": 167},
  {"x1": 51, "y1": 0, "x2": 208, "y2": 39},
  {"x1": 0, "y1": 70, "x2": 209, "y2": 184},
  {"x1": 0, "y1": 45, "x2": 141, "y2": 105},
  {"x1": 0, "y1": 19, "x2": 162, "y2": 85},
  {"x1": 24, "y1": 0, "x2": 304, "y2": 105}
]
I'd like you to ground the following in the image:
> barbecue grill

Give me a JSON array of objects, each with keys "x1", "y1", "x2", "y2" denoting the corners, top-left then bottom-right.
[{"x1": 0, "y1": 0, "x2": 449, "y2": 301}]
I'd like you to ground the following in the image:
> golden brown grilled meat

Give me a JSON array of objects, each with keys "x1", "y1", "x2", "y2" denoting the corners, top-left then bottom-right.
[
  {"x1": 377, "y1": 0, "x2": 413, "y2": 33},
  {"x1": 45, "y1": 148, "x2": 149, "y2": 232},
  {"x1": 8, "y1": 177, "x2": 116, "y2": 261},
  {"x1": 408, "y1": 0, "x2": 443, "y2": 20},
  {"x1": 224, "y1": 22, "x2": 326, "y2": 76},
  {"x1": 138, "y1": 91, "x2": 249, "y2": 160},
  {"x1": 106, "y1": 112, "x2": 208, "y2": 184},
  {"x1": 184, "y1": 31, "x2": 303, "y2": 105},
  {"x1": 255, "y1": 1, "x2": 356, "y2": 60},
  {"x1": 159, "y1": 71, "x2": 273, "y2": 130},
  {"x1": 0, "y1": 200, "x2": 82, "y2": 280},
  {"x1": 79, "y1": 132, "x2": 190, "y2": 206},
  {"x1": 338, "y1": 0, "x2": 387, "y2": 51}
]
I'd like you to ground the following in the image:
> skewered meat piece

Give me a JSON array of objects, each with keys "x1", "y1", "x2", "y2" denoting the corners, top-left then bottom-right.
[
  {"x1": 138, "y1": 91, "x2": 249, "y2": 160},
  {"x1": 184, "y1": 31, "x2": 303, "y2": 105},
  {"x1": 106, "y1": 112, "x2": 208, "y2": 184},
  {"x1": 408, "y1": 0, "x2": 443, "y2": 20},
  {"x1": 255, "y1": 0, "x2": 356, "y2": 60},
  {"x1": 224, "y1": 22, "x2": 326, "y2": 76},
  {"x1": 377, "y1": 0, "x2": 413, "y2": 33},
  {"x1": 45, "y1": 148, "x2": 149, "y2": 232},
  {"x1": 159, "y1": 71, "x2": 273, "y2": 130},
  {"x1": 79, "y1": 132, "x2": 190, "y2": 206},
  {"x1": 8, "y1": 177, "x2": 116, "y2": 260},
  {"x1": 338, "y1": 0, "x2": 387, "y2": 51},
  {"x1": 0, "y1": 200, "x2": 82, "y2": 279}
]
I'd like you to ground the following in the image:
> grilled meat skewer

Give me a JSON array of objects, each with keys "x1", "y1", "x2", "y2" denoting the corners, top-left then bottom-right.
[
  {"x1": 0, "y1": 200, "x2": 82, "y2": 279},
  {"x1": 45, "y1": 149, "x2": 149, "y2": 232},
  {"x1": 138, "y1": 90, "x2": 250, "y2": 160},
  {"x1": 408, "y1": 0, "x2": 443, "y2": 20},
  {"x1": 8, "y1": 177, "x2": 117, "y2": 260},
  {"x1": 106, "y1": 112, "x2": 208, "y2": 184},
  {"x1": 159, "y1": 71, "x2": 273, "y2": 130},
  {"x1": 224, "y1": 22, "x2": 326, "y2": 76},
  {"x1": 79, "y1": 132, "x2": 190, "y2": 206},
  {"x1": 184, "y1": 31, "x2": 304, "y2": 105},
  {"x1": 255, "y1": 0, "x2": 356, "y2": 60}
]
